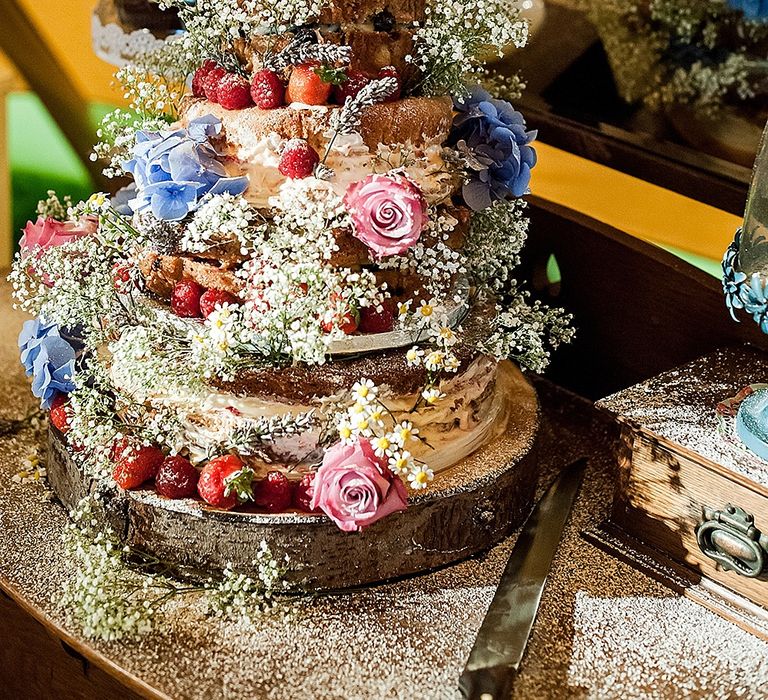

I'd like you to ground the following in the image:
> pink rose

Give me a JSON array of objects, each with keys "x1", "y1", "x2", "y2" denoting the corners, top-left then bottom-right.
[
  {"x1": 310, "y1": 437, "x2": 408, "y2": 532},
  {"x1": 20, "y1": 216, "x2": 97, "y2": 256},
  {"x1": 343, "y1": 173, "x2": 428, "y2": 259}
]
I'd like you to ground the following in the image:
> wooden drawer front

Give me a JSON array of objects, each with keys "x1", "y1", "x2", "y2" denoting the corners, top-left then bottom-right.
[{"x1": 613, "y1": 433, "x2": 768, "y2": 608}]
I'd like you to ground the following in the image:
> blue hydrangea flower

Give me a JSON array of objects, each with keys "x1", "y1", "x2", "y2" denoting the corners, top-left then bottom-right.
[
  {"x1": 18, "y1": 317, "x2": 77, "y2": 408},
  {"x1": 726, "y1": 0, "x2": 768, "y2": 21},
  {"x1": 449, "y1": 86, "x2": 537, "y2": 211},
  {"x1": 124, "y1": 116, "x2": 248, "y2": 221}
]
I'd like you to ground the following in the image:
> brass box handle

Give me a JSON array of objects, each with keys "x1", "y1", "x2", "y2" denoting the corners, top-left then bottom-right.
[{"x1": 696, "y1": 505, "x2": 768, "y2": 579}]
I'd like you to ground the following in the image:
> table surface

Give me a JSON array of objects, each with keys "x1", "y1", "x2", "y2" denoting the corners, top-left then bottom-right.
[{"x1": 2, "y1": 281, "x2": 768, "y2": 700}]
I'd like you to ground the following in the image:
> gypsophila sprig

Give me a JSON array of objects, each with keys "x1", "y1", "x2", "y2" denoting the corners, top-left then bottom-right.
[
  {"x1": 36, "y1": 190, "x2": 72, "y2": 220},
  {"x1": 206, "y1": 542, "x2": 290, "y2": 622},
  {"x1": 181, "y1": 193, "x2": 265, "y2": 256},
  {"x1": 263, "y1": 33, "x2": 352, "y2": 71},
  {"x1": 409, "y1": 0, "x2": 528, "y2": 97}
]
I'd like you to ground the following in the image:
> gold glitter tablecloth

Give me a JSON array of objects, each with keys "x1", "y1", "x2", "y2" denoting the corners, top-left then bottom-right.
[{"x1": 1, "y1": 280, "x2": 768, "y2": 700}]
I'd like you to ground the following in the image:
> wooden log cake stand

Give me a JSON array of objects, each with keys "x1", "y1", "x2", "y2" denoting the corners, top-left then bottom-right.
[{"x1": 46, "y1": 361, "x2": 540, "y2": 591}]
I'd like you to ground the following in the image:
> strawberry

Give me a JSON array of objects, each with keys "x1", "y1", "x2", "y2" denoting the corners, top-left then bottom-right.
[
  {"x1": 197, "y1": 455, "x2": 253, "y2": 510},
  {"x1": 251, "y1": 69, "x2": 285, "y2": 109},
  {"x1": 192, "y1": 59, "x2": 220, "y2": 98},
  {"x1": 332, "y1": 69, "x2": 372, "y2": 104},
  {"x1": 155, "y1": 456, "x2": 199, "y2": 499},
  {"x1": 217, "y1": 73, "x2": 253, "y2": 110},
  {"x1": 293, "y1": 472, "x2": 319, "y2": 512},
  {"x1": 202, "y1": 65, "x2": 227, "y2": 102},
  {"x1": 254, "y1": 471, "x2": 294, "y2": 513},
  {"x1": 113, "y1": 445, "x2": 165, "y2": 490},
  {"x1": 278, "y1": 139, "x2": 320, "y2": 179},
  {"x1": 171, "y1": 279, "x2": 204, "y2": 318},
  {"x1": 321, "y1": 293, "x2": 360, "y2": 334},
  {"x1": 110, "y1": 436, "x2": 133, "y2": 462},
  {"x1": 286, "y1": 63, "x2": 333, "y2": 105},
  {"x1": 49, "y1": 393, "x2": 72, "y2": 434},
  {"x1": 200, "y1": 288, "x2": 241, "y2": 318},
  {"x1": 378, "y1": 66, "x2": 401, "y2": 102},
  {"x1": 359, "y1": 301, "x2": 395, "y2": 334}
]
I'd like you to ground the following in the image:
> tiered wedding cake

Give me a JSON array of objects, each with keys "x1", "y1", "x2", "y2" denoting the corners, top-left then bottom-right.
[{"x1": 12, "y1": 0, "x2": 571, "y2": 587}]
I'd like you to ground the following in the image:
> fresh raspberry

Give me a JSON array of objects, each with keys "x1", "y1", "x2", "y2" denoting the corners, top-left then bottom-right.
[
  {"x1": 359, "y1": 302, "x2": 395, "y2": 334},
  {"x1": 198, "y1": 455, "x2": 252, "y2": 510},
  {"x1": 155, "y1": 456, "x2": 199, "y2": 499},
  {"x1": 192, "y1": 59, "x2": 219, "y2": 98},
  {"x1": 216, "y1": 73, "x2": 253, "y2": 110},
  {"x1": 286, "y1": 63, "x2": 332, "y2": 106},
  {"x1": 202, "y1": 65, "x2": 227, "y2": 102},
  {"x1": 113, "y1": 445, "x2": 165, "y2": 490},
  {"x1": 251, "y1": 69, "x2": 285, "y2": 109},
  {"x1": 254, "y1": 471, "x2": 294, "y2": 513},
  {"x1": 278, "y1": 139, "x2": 319, "y2": 179},
  {"x1": 171, "y1": 279, "x2": 204, "y2": 318},
  {"x1": 332, "y1": 69, "x2": 372, "y2": 104},
  {"x1": 49, "y1": 393, "x2": 72, "y2": 434},
  {"x1": 321, "y1": 309, "x2": 358, "y2": 334},
  {"x1": 111, "y1": 261, "x2": 132, "y2": 292},
  {"x1": 200, "y1": 288, "x2": 241, "y2": 318},
  {"x1": 293, "y1": 472, "x2": 319, "y2": 512},
  {"x1": 378, "y1": 66, "x2": 401, "y2": 102}
]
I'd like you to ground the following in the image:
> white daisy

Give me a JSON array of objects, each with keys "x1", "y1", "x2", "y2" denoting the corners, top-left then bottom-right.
[{"x1": 408, "y1": 464, "x2": 434, "y2": 490}]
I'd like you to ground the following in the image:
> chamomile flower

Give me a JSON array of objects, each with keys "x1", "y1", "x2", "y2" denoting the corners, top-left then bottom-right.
[
  {"x1": 373, "y1": 435, "x2": 395, "y2": 458},
  {"x1": 353, "y1": 416, "x2": 373, "y2": 437},
  {"x1": 397, "y1": 300, "x2": 412, "y2": 317},
  {"x1": 367, "y1": 405, "x2": 386, "y2": 428},
  {"x1": 408, "y1": 463, "x2": 434, "y2": 490},
  {"x1": 388, "y1": 450, "x2": 414, "y2": 476},
  {"x1": 438, "y1": 326, "x2": 457, "y2": 346},
  {"x1": 443, "y1": 352, "x2": 460, "y2": 372},
  {"x1": 406, "y1": 346, "x2": 425, "y2": 367},
  {"x1": 393, "y1": 421, "x2": 419, "y2": 447},
  {"x1": 352, "y1": 379, "x2": 376, "y2": 404},
  {"x1": 337, "y1": 419, "x2": 354, "y2": 445},
  {"x1": 424, "y1": 350, "x2": 446, "y2": 371},
  {"x1": 418, "y1": 299, "x2": 436, "y2": 323},
  {"x1": 422, "y1": 387, "x2": 446, "y2": 405},
  {"x1": 348, "y1": 402, "x2": 367, "y2": 417}
]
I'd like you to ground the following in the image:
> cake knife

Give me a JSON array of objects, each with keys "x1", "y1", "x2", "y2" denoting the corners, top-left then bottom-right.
[{"x1": 458, "y1": 458, "x2": 587, "y2": 700}]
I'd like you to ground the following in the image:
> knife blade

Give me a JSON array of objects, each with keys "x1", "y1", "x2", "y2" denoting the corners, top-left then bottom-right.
[{"x1": 459, "y1": 458, "x2": 587, "y2": 700}]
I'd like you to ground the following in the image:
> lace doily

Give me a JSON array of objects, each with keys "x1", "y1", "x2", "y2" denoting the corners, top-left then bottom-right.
[{"x1": 91, "y1": 12, "x2": 180, "y2": 67}]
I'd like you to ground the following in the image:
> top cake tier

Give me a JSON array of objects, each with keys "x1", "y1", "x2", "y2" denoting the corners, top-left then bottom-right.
[{"x1": 241, "y1": 0, "x2": 428, "y2": 26}]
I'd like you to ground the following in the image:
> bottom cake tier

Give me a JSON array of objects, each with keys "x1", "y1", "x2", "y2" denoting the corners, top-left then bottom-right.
[{"x1": 47, "y1": 361, "x2": 539, "y2": 590}]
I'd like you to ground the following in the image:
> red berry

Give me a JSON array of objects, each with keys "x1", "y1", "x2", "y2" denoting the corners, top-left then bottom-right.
[
  {"x1": 112, "y1": 262, "x2": 132, "y2": 292},
  {"x1": 359, "y1": 302, "x2": 395, "y2": 334},
  {"x1": 378, "y1": 66, "x2": 401, "y2": 102},
  {"x1": 332, "y1": 70, "x2": 372, "y2": 104},
  {"x1": 217, "y1": 73, "x2": 253, "y2": 110},
  {"x1": 293, "y1": 472, "x2": 319, "y2": 512},
  {"x1": 156, "y1": 456, "x2": 199, "y2": 499},
  {"x1": 198, "y1": 455, "x2": 251, "y2": 510},
  {"x1": 286, "y1": 63, "x2": 332, "y2": 105},
  {"x1": 113, "y1": 445, "x2": 165, "y2": 490},
  {"x1": 192, "y1": 59, "x2": 219, "y2": 98},
  {"x1": 254, "y1": 471, "x2": 294, "y2": 513},
  {"x1": 251, "y1": 69, "x2": 285, "y2": 109},
  {"x1": 200, "y1": 288, "x2": 241, "y2": 318},
  {"x1": 202, "y1": 65, "x2": 227, "y2": 102},
  {"x1": 278, "y1": 139, "x2": 319, "y2": 179},
  {"x1": 49, "y1": 393, "x2": 71, "y2": 434},
  {"x1": 110, "y1": 436, "x2": 133, "y2": 462},
  {"x1": 171, "y1": 279, "x2": 204, "y2": 318}
]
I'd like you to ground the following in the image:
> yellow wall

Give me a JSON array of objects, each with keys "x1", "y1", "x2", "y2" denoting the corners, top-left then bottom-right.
[{"x1": 15, "y1": 0, "x2": 118, "y2": 103}]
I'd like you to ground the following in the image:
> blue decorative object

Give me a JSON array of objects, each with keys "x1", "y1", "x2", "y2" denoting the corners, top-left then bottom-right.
[
  {"x1": 727, "y1": 0, "x2": 768, "y2": 21},
  {"x1": 448, "y1": 86, "x2": 537, "y2": 211},
  {"x1": 123, "y1": 116, "x2": 249, "y2": 221},
  {"x1": 18, "y1": 317, "x2": 77, "y2": 408},
  {"x1": 737, "y1": 388, "x2": 768, "y2": 461},
  {"x1": 19, "y1": 316, "x2": 61, "y2": 375}
]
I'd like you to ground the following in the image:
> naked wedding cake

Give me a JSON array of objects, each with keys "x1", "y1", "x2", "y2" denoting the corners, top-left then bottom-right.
[{"x1": 12, "y1": 0, "x2": 571, "y2": 588}]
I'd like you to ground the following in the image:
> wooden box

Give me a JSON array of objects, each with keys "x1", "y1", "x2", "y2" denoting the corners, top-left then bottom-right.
[{"x1": 589, "y1": 346, "x2": 768, "y2": 639}]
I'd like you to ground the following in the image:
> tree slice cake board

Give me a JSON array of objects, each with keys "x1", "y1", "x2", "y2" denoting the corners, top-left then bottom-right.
[{"x1": 46, "y1": 361, "x2": 539, "y2": 591}]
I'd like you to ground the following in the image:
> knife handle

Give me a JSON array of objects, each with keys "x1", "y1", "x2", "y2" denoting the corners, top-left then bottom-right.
[{"x1": 459, "y1": 665, "x2": 516, "y2": 700}]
